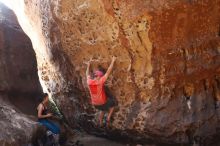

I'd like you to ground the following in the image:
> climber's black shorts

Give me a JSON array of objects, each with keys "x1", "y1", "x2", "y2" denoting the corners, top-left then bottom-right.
[{"x1": 94, "y1": 98, "x2": 115, "y2": 111}]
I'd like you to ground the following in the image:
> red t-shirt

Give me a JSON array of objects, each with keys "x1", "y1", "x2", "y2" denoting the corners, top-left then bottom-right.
[{"x1": 87, "y1": 76, "x2": 107, "y2": 105}]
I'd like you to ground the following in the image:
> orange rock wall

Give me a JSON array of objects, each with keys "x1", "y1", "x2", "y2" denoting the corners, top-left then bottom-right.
[{"x1": 9, "y1": 0, "x2": 220, "y2": 144}]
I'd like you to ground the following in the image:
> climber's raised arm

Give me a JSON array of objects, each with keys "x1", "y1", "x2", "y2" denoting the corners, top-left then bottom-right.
[
  {"x1": 104, "y1": 56, "x2": 116, "y2": 80},
  {"x1": 86, "y1": 60, "x2": 91, "y2": 77}
]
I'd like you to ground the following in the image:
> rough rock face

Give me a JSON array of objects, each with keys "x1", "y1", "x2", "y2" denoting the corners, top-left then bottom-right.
[
  {"x1": 0, "y1": 3, "x2": 42, "y2": 94},
  {"x1": 0, "y1": 94, "x2": 36, "y2": 145},
  {"x1": 8, "y1": 0, "x2": 220, "y2": 144}
]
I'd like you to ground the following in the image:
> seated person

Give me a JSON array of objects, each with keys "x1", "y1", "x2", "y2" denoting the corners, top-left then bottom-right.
[{"x1": 37, "y1": 93, "x2": 60, "y2": 135}]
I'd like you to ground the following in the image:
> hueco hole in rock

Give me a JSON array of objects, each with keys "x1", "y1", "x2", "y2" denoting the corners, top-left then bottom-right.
[{"x1": 0, "y1": 0, "x2": 219, "y2": 146}]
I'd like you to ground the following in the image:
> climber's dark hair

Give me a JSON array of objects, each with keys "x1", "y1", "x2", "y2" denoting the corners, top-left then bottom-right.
[
  {"x1": 43, "y1": 93, "x2": 48, "y2": 98},
  {"x1": 98, "y1": 65, "x2": 107, "y2": 74},
  {"x1": 38, "y1": 93, "x2": 48, "y2": 103}
]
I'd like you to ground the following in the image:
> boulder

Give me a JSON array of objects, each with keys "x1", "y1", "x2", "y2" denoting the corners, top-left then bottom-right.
[
  {"x1": 6, "y1": 0, "x2": 220, "y2": 144},
  {"x1": 0, "y1": 2, "x2": 42, "y2": 94},
  {"x1": 0, "y1": 94, "x2": 36, "y2": 146},
  {"x1": 0, "y1": 3, "x2": 41, "y2": 145}
]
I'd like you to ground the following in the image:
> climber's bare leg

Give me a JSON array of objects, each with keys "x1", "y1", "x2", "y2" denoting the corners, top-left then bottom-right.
[
  {"x1": 106, "y1": 107, "x2": 114, "y2": 127},
  {"x1": 99, "y1": 111, "x2": 105, "y2": 127}
]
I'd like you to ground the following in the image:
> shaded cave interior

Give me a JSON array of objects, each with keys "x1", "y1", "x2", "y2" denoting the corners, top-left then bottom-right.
[{"x1": 0, "y1": 2, "x2": 43, "y2": 116}]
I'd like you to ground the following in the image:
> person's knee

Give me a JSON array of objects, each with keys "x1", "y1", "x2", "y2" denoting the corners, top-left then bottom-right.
[
  {"x1": 56, "y1": 126, "x2": 61, "y2": 134},
  {"x1": 54, "y1": 128, "x2": 60, "y2": 134},
  {"x1": 51, "y1": 123, "x2": 60, "y2": 134},
  {"x1": 43, "y1": 121, "x2": 60, "y2": 134}
]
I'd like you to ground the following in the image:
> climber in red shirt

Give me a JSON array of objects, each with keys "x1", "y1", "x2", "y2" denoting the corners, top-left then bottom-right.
[{"x1": 86, "y1": 56, "x2": 116, "y2": 127}]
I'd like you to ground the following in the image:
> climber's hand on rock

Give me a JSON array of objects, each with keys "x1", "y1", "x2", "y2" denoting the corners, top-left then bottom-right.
[
  {"x1": 112, "y1": 56, "x2": 116, "y2": 62},
  {"x1": 84, "y1": 61, "x2": 90, "y2": 66},
  {"x1": 89, "y1": 57, "x2": 94, "y2": 63},
  {"x1": 85, "y1": 57, "x2": 93, "y2": 65}
]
